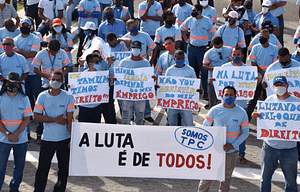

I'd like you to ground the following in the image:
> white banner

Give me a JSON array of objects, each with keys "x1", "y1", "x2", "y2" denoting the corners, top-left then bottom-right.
[
  {"x1": 112, "y1": 52, "x2": 131, "y2": 67},
  {"x1": 257, "y1": 101, "x2": 300, "y2": 141},
  {"x1": 213, "y1": 66, "x2": 257, "y2": 100},
  {"x1": 69, "y1": 123, "x2": 226, "y2": 180},
  {"x1": 113, "y1": 67, "x2": 155, "y2": 100},
  {"x1": 68, "y1": 71, "x2": 109, "y2": 105},
  {"x1": 265, "y1": 67, "x2": 300, "y2": 98},
  {"x1": 157, "y1": 76, "x2": 201, "y2": 111}
]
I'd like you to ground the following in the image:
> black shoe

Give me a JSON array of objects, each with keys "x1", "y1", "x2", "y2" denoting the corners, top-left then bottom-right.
[
  {"x1": 204, "y1": 104, "x2": 210, "y2": 110},
  {"x1": 144, "y1": 117, "x2": 154, "y2": 122},
  {"x1": 203, "y1": 92, "x2": 209, "y2": 101}
]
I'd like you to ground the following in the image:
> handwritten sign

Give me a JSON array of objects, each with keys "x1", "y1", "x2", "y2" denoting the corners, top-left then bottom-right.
[
  {"x1": 69, "y1": 123, "x2": 226, "y2": 180},
  {"x1": 112, "y1": 52, "x2": 131, "y2": 67},
  {"x1": 257, "y1": 101, "x2": 300, "y2": 141},
  {"x1": 113, "y1": 67, "x2": 155, "y2": 100},
  {"x1": 156, "y1": 76, "x2": 200, "y2": 111},
  {"x1": 265, "y1": 67, "x2": 300, "y2": 98},
  {"x1": 68, "y1": 71, "x2": 109, "y2": 105},
  {"x1": 213, "y1": 66, "x2": 257, "y2": 100}
]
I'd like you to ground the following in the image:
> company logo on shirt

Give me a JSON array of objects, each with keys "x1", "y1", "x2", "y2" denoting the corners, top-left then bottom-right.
[
  {"x1": 18, "y1": 107, "x2": 24, "y2": 110},
  {"x1": 16, "y1": 65, "x2": 21, "y2": 68},
  {"x1": 59, "y1": 105, "x2": 65, "y2": 108},
  {"x1": 232, "y1": 119, "x2": 238, "y2": 123},
  {"x1": 174, "y1": 127, "x2": 214, "y2": 150}
]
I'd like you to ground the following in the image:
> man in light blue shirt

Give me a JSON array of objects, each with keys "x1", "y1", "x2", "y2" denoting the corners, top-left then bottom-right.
[
  {"x1": 268, "y1": 0, "x2": 286, "y2": 46},
  {"x1": 112, "y1": 0, "x2": 130, "y2": 22}
]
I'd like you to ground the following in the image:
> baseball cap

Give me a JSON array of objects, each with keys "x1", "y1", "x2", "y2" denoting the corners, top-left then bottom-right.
[
  {"x1": 81, "y1": 22, "x2": 96, "y2": 31},
  {"x1": 262, "y1": 0, "x2": 272, "y2": 7},
  {"x1": 228, "y1": 11, "x2": 238, "y2": 19},
  {"x1": 52, "y1": 18, "x2": 62, "y2": 27},
  {"x1": 131, "y1": 41, "x2": 142, "y2": 49},
  {"x1": 20, "y1": 18, "x2": 32, "y2": 25},
  {"x1": 273, "y1": 76, "x2": 288, "y2": 85}
]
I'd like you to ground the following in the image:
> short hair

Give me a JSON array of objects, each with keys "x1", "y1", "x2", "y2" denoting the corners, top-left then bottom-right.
[
  {"x1": 4, "y1": 19, "x2": 15, "y2": 29},
  {"x1": 174, "y1": 49, "x2": 185, "y2": 58},
  {"x1": 86, "y1": 53, "x2": 99, "y2": 64},
  {"x1": 51, "y1": 70, "x2": 64, "y2": 81},
  {"x1": 126, "y1": 19, "x2": 136, "y2": 27},
  {"x1": 162, "y1": 10, "x2": 174, "y2": 20},
  {"x1": 194, "y1": 4, "x2": 203, "y2": 12},
  {"x1": 106, "y1": 32, "x2": 117, "y2": 42},
  {"x1": 233, "y1": 46, "x2": 243, "y2": 53},
  {"x1": 164, "y1": 36, "x2": 174, "y2": 42},
  {"x1": 48, "y1": 39, "x2": 61, "y2": 51},
  {"x1": 104, "y1": 7, "x2": 113, "y2": 12},
  {"x1": 260, "y1": 29, "x2": 270, "y2": 35},
  {"x1": 3, "y1": 37, "x2": 14, "y2": 44},
  {"x1": 222, "y1": 85, "x2": 237, "y2": 96},
  {"x1": 212, "y1": 36, "x2": 223, "y2": 45},
  {"x1": 278, "y1": 47, "x2": 290, "y2": 57}
]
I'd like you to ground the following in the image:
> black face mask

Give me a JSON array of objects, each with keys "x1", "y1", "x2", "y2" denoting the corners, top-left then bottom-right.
[
  {"x1": 268, "y1": 28, "x2": 274, "y2": 34},
  {"x1": 191, "y1": 12, "x2": 198, "y2": 17},
  {"x1": 228, "y1": 19, "x2": 236, "y2": 26},
  {"x1": 259, "y1": 37, "x2": 268, "y2": 44},
  {"x1": 280, "y1": 60, "x2": 291, "y2": 67},
  {"x1": 6, "y1": 83, "x2": 18, "y2": 93},
  {"x1": 20, "y1": 26, "x2": 30, "y2": 35},
  {"x1": 166, "y1": 20, "x2": 173, "y2": 26},
  {"x1": 115, "y1": 2, "x2": 122, "y2": 7},
  {"x1": 105, "y1": 12, "x2": 114, "y2": 20},
  {"x1": 178, "y1": 0, "x2": 185, "y2": 6}
]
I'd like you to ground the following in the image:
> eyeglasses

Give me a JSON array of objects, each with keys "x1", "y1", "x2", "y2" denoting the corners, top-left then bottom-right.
[
  {"x1": 218, "y1": 52, "x2": 223, "y2": 60},
  {"x1": 3, "y1": 43, "x2": 13, "y2": 46}
]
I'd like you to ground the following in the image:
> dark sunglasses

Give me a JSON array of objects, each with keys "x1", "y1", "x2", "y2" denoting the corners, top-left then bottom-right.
[
  {"x1": 218, "y1": 52, "x2": 223, "y2": 60},
  {"x1": 3, "y1": 43, "x2": 13, "y2": 46}
]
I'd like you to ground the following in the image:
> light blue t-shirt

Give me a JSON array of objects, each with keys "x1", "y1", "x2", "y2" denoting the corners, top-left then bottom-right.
[
  {"x1": 264, "y1": 94, "x2": 299, "y2": 149},
  {"x1": 293, "y1": 25, "x2": 300, "y2": 44},
  {"x1": 215, "y1": 25, "x2": 246, "y2": 48},
  {"x1": 254, "y1": 12, "x2": 279, "y2": 31},
  {"x1": 297, "y1": 0, "x2": 300, "y2": 6},
  {"x1": 248, "y1": 33, "x2": 281, "y2": 51},
  {"x1": 203, "y1": 46, "x2": 232, "y2": 78},
  {"x1": 154, "y1": 25, "x2": 181, "y2": 55},
  {"x1": 98, "y1": 18, "x2": 128, "y2": 41},
  {"x1": 78, "y1": 0, "x2": 101, "y2": 27},
  {"x1": 203, "y1": 103, "x2": 249, "y2": 153},
  {"x1": 248, "y1": 43, "x2": 278, "y2": 75},
  {"x1": 265, "y1": 59, "x2": 300, "y2": 74},
  {"x1": 291, "y1": 51, "x2": 300, "y2": 63},
  {"x1": 202, "y1": 6, "x2": 217, "y2": 24},
  {"x1": 245, "y1": 10, "x2": 256, "y2": 36},
  {"x1": 221, "y1": 62, "x2": 248, "y2": 109},
  {"x1": 165, "y1": 64, "x2": 196, "y2": 78},
  {"x1": 0, "y1": 27, "x2": 21, "y2": 40},
  {"x1": 14, "y1": 33, "x2": 41, "y2": 75},
  {"x1": 172, "y1": 3, "x2": 193, "y2": 28},
  {"x1": 181, "y1": 16, "x2": 216, "y2": 47},
  {"x1": 0, "y1": 93, "x2": 32, "y2": 144},
  {"x1": 155, "y1": 52, "x2": 189, "y2": 76},
  {"x1": 112, "y1": 5, "x2": 129, "y2": 20},
  {"x1": 138, "y1": 1, "x2": 163, "y2": 36},
  {"x1": 34, "y1": 90, "x2": 75, "y2": 142},
  {"x1": 119, "y1": 57, "x2": 150, "y2": 68},
  {"x1": 122, "y1": 31, "x2": 156, "y2": 58},
  {"x1": 269, "y1": 0, "x2": 286, "y2": 17}
]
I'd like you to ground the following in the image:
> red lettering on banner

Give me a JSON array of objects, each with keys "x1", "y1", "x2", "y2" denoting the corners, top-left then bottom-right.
[
  {"x1": 260, "y1": 129, "x2": 300, "y2": 140},
  {"x1": 293, "y1": 92, "x2": 300, "y2": 98},
  {"x1": 166, "y1": 153, "x2": 175, "y2": 167},
  {"x1": 274, "y1": 130, "x2": 280, "y2": 138},
  {"x1": 159, "y1": 99, "x2": 199, "y2": 111},
  {"x1": 260, "y1": 129, "x2": 269, "y2": 137},
  {"x1": 292, "y1": 131, "x2": 298, "y2": 140},
  {"x1": 156, "y1": 153, "x2": 165, "y2": 167},
  {"x1": 186, "y1": 155, "x2": 195, "y2": 168},
  {"x1": 80, "y1": 96, "x2": 84, "y2": 103},
  {"x1": 175, "y1": 154, "x2": 185, "y2": 168},
  {"x1": 178, "y1": 99, "x2": 184, "y2": 109},
  {"x1": 116, "y1": 90, "x2": 121, "y2": 98},
  {"x1": 157, "y1": 98, "x2": 162, "y2": 106},
  {"x1": 148, "y1": 92, "x2": 154, "y2": 99},
  {"x1": 97, "y1": 95, "x2": 102, "y2": 102}
]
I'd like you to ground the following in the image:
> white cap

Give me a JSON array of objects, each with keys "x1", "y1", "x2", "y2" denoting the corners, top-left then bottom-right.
[
  {"x1": 81, "y1": 22, "x2": 96, "y2": 30},
  {"x1": 262, "y1": 0, "x2": 272, "y2": 6},
  {"x1": 228, "y1": 11, "x2": 238, "y2": 19}
]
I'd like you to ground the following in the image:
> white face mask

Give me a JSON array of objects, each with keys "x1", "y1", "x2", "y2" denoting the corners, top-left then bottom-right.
[
  {"x1": 200, "y1": 1, "x2": 208, "y2": 7},
  {"x1": 274, "y1": 86, "x2": 286, "y2": 96},
  {"x1": 50, "y1": 80, "x2": 62, "y2": 89},
  {"x1": 235, "y1": 5, "x2": 242, "y2": 9},
  {"x1": 131, "y1": 48, "x2": 141, "y2": 56},
  {"x1": 262, "y1": 7, "x2": 269, "y2": 14}
]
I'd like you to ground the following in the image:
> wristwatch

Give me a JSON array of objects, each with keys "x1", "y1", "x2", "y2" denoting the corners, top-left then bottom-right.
[{"x1": 5, "y1": 131, "x2": 10, "y2": 136}]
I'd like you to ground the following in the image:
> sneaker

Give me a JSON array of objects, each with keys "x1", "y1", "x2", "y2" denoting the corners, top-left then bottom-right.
[
  {"x1": 36, "y1": 136, "x2": 42, "y2": 145},
  {"x1": 27, "y1": 134, "x2": 32, "y2": 143},
  {"x1": 144, "y1": 117, "x2": 154, "y2": 122},
  {"x1": 203, "y1": 92, "x2": 209, "y2": 101}
]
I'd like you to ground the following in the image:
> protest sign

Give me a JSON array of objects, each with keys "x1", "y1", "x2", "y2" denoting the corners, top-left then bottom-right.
[
  {"x1": 213, "y1": 66, "x2": 257, "y2": 100},
  {"x1": 257, "y1": 101, "x2": 300, "y2": 141},
  {"x1": 69, "y1": 123, "x2": 226, "y2": 180},
  {"x1": 113, "y1": 67, "x2": 155, "y2": 100},
  {"x1": 112, "y1": 52, "x2": 131, "y2": 67},
  {"x1": 68, "y1": 71, "x2": 109, "y2": 105},
  {"x1": 156, "y1": 76, "x2": 201, "y2": 111},
  {"x1": 265, "y1": 67, "x2": 300, "y2": 98}
]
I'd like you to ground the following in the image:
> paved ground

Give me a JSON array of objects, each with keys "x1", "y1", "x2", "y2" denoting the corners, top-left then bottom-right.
[{"x1": 3, "y1": 0, "x2": 300, "y2": 191}]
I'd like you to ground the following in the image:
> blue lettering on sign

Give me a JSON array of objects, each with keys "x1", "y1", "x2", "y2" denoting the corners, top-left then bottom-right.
[{"x1": 174, "y1": 127, "x2": 214, "y2": 150}]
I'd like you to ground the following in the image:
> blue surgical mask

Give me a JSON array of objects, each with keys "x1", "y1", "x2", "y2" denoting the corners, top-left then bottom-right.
[
  {"x1": 53, "y1": 25, "x2": 63, "y2": 33},
  {"x1": 175, "y1": 60, "x2": 185, "y2": 67},
  {"x1": 223, "y1": 96, "x2": 236, "y2": 105},
  {"x1": 130, "y1": 27, "x2": 138, "y2": 34},
  {"x1": 131, "y1": 48, "x2": 140, "y2": 56},
  {"x1": 84, "y1": 30, "x2": 90, "y2": 36},
  {"x1": 232, "y1": 56, "x2": 242, "y2": 64}
]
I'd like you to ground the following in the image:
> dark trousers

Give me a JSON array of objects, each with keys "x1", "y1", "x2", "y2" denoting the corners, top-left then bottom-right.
[
  {"x1": 243, "y1": 34, "x2": 252, "y2": 63},
  {"x1": 277, "y1": 14, "x2": 284, "y2": 47},
  {"x1": 246, "y1": 83, "x2": 267, "y2": 121},
  {"x1": 101, "y1": 85, "x2": 117, "y2": 124},
  {"x1": 34, "y1": 139, "x2": 70, "y2": 192},
  {"x1": 78, "y1": 104, "x2": 103, "y2": 123},
  {"x1": 76, "y1": 29, "x2": 85, "y2": 60},
  {"x1": 26, "y1": 3, "x2": 42, "y2": 30}
]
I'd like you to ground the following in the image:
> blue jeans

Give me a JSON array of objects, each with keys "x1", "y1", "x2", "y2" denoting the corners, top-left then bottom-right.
[
  {"x1": 260, "y1": 142, "x2": 298, "y2": 192},
  {"x1": 144, "y1": 100, "x2": 151, "y2": 118},
  {"x1": 167, "y1": 109, "x2": 193, "y2": 126},
  {"x1": 25, "y1": 75, "x2": 44, "y2": 136},
  {"x1": 12, "y1": 0, "x2": 17, "y2": 10},
  {"x1": 123, "y1": 0, "x2": 134, "y2": 19},
  {"x1": 37, "y1": 21, "x2": 50, "y2": 37},
  {"x1": 187, "y1": 44, "x2": 208, "y2": 92},
  {"x1": 122, "y1": 100, "x2": 146, "y2": 125},
  {"x1": 0, "y1": 142, "x2": 27, "y2": 191},
  {"x1": 66, "y1": 0, "x2": 80, "y2": 30},
  {"x1": 238, "y1": 107, "x2": 247, "y2": 156}
]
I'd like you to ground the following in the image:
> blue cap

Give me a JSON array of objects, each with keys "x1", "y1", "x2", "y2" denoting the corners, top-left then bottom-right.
[
  {"x1": 273, "y1": 76, "x2": 287, "y2": 85},
  {"x1": 20, "y1": 18, "x2": 32, "y2": 25}
]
